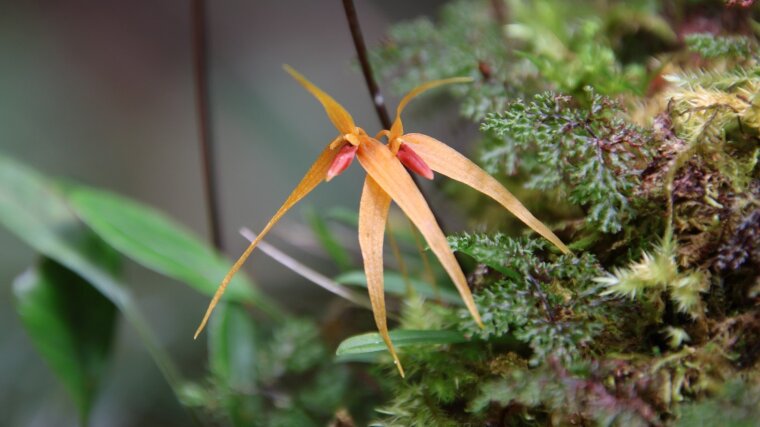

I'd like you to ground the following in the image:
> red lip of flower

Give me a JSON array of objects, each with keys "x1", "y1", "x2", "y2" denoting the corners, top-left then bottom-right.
[{"x1": 194, "y1": 66, "x2": 571, "y2": 376}]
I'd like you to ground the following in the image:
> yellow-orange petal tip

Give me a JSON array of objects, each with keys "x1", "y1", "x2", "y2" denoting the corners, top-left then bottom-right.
[{"x1": 394, "y1": 359, "x2": 406, "y2": 378}]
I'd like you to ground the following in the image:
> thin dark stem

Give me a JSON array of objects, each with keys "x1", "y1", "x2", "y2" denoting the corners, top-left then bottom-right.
[
  {"x1": 490, "y1": 0, "x2": 509, "y2": 27},
  {"x1": 527, "y1": 274, "x2": 555, "y2": 323},
  {"x1": 192, "y1": 0, "x2": 224, "y2": 250},
  {"x1": 341, "y1": 0, "x2": 392, "y2": 129},
  {"x1": 341, "y1": 0, "x2": 451, "y2": 237}
]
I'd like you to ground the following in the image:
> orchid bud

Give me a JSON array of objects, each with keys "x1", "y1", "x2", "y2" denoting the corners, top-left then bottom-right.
[
  {"x1": 396, "y1": 143, "x2": 434, "y2": 180},
  {"x1": 326, "y1": 143, "x2": 359, "y2": 181}
]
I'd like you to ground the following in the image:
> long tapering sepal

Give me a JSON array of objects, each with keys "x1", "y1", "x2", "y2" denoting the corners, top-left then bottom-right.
[
  {"x1": 403, "y1": 133, "x2": 571, "y2": 254},
  {"x1": 358, "y1": 176, "x2": 405, "y2": 377}
]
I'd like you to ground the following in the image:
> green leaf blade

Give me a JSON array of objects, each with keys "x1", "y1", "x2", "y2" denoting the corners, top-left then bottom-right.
[
  {"x1": 67, "y1": 186, "x2": 264, "y2": 305},
  {"x1": 305, "y1": 206, "x2": 353, "y2": 272},
  {"x1": 335, "y1": 329, "x2": 469, "y2": 356},
  {"x1": 0, "y1": 155, "x2": 128, "y2": 306},
  {"x1": 0, "y1": 155, "x2": 184, "y2": 408},
  {"x1": 13, "y1": 260, "x2": 117, "y2": 424},
  {"x1": 208, "y1": 303, "x2": 258, "y2": 390}
]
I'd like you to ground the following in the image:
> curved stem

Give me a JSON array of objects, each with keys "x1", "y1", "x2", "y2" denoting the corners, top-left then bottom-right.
[
  {"x1": 490, "y1": 0, "x2": 509, "y2": 27},
  {"x1": 341, "y1": 0, "x2": 392, "y2": 129},
  {"x1": 192, "y1": 0, "x2": 224, "y2": 250},
  {"x1": 340, "y1": 0, "x2": 451, "y2": 236}
]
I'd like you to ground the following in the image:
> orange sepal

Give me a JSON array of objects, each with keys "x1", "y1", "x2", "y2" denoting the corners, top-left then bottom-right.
[
  {"x1": 194, "y1": 145, "x2": 339, "y2": 339},
  {"x1": 402, "y1": 133, "x2": 571, "y2": 254},
  {"x1": 284, "y1": 65, "x2": 356, "y2": 135},
  {"x1": 358, "y1": 176, "x2": 404, "y2": 377},
  {"x1": 356, "y1": 137, "x2": 483, "y2": 327},
  {"x1": 389, "y1": 77, "x2": 473, "y2": 142}
]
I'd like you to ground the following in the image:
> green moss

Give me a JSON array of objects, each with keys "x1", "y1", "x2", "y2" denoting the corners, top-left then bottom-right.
[
  {"x1": 364, "y1": 1, "x2": 760, "y2": 426},
  {"x1": 481, "y1": 90, "x2": 655, "y2": 233}
]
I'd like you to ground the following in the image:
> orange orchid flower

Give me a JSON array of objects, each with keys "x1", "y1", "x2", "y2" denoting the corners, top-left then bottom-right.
[{"x1": 194, "y1": 66, "x2": 571, "y2": 376}]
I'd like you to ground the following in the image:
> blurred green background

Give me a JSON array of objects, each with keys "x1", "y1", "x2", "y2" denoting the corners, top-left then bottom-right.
[{"x1": 0, "y1": 1, "x2": 447, "y2": 425}]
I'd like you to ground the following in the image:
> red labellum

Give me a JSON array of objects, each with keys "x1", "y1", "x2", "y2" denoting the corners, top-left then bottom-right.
[
  {"x1": 396, "y1": 143, "x2": 434, "y2": 180},
  {"x1": 326, "y1": 143, "x2": 358, "y2": 181}
]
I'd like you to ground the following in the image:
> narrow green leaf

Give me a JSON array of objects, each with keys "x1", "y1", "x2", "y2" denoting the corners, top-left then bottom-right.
[
  {"x1": 305, "y1": 206, "x2": 353, "y2": 271},
  {"x1": 195, "y1": 303, "x2": 263, "y2": 427},
  {"x1": 326, "y1": 206, "x2": 359, "y2": 227},
  {"x1": 333, "y1": 352, "x2": 386, "y2": 363},
  {"x1": 0, "y1": 155, "x2": 184, "y2": 406},
  {"x1": 208, "y1": 302, "x2": 258, "y2": 390},
  {"x1": 13, "y1": 259, "x2": 117, "y2": 423},
  {"x1": 335, "y1": 270, "x2": 463, "y2": 305},
  {"x1": 335, "y1": 329, "x2": 469, "y2": 356},
  {"x1": 0, "y1": 156, "x2": 126, "y2": 306},
  {"x1": 67, "y1": 186, "x2": 266, "y2": 306}
]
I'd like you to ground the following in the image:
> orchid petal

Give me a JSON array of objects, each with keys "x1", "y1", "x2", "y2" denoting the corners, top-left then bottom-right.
[
  {"x1": 326, "y1": 143, "x2": 358, "y2": 181},
  {"x1": 194, "y1": 145, "x2": 339, "y2": 339},
  {"x1": 356, "y1": 137, "x2": 483, "y2": 327},
  {"x1": 284, "y1": 65, "x2": 356, "y2": 135},
  {"x1": 396, "y1": 144, "x2": 434, "y2": 180},
  {"x1": 389, "y1": 77, "x2": 473, "y2": 142},
  {"x1": 358, "y1": 176, "x2": 405, "y2": 377},
  {"x1": 402, "y1": 133, "x2": 571, "y2": 254}
]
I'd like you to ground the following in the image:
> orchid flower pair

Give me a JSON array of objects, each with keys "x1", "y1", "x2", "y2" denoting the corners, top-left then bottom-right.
[{"x1": 194, "y1": 66, "x2": 571, "y2": 376}]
